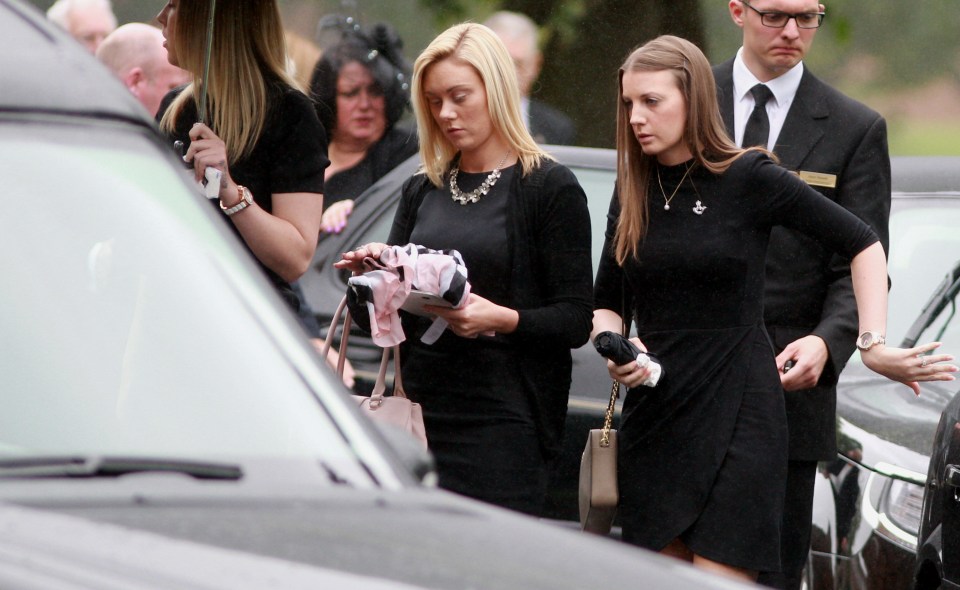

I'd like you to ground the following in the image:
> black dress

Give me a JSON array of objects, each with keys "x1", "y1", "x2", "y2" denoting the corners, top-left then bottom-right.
[
  {"x1": 400, "y1": 167, "x2": 544, "y2": 513},
  {"x1": 323, "y1": 126, "x2": 418, "y2": 205},
  {"x1": 386, "y1": 162, "x2": 594, "y2": 516},
  {"x1": 593, "y1": 152, "x2": 877, "y2": 571},
  {"x1": 157, "y1": 81, "x2": 329, "y2": 310}
]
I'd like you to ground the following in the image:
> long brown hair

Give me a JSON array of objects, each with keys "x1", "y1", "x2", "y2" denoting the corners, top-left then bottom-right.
[
  {"x1": 158, "y1": 0, "x2": 297, "y2": 162},
  {"x1": 614, "y1": 35, "x2": 763, "y2": 265}
]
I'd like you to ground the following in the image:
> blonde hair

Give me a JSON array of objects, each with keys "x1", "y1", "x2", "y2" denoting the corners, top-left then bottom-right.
[
  {"x1": 158, "y1": 0, "x2": 298, "y2": 162},
  {"x1": 411, "y1": 22, "x2": 551, "y2": 187},
  {"x1": 284, "y1": 30, "x2": 322, "y2": 90},
  {"x1": 614, "y1": 35, "x2": 764, "y2": 265}
]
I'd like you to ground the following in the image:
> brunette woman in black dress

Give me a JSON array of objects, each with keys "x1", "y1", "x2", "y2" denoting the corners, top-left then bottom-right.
[
  {"x1": 592, "y1": 35, "x2": 956, "y2": 582},
  {"x1": 336, "y1": 23, "x2": 593, "y2": 515}
]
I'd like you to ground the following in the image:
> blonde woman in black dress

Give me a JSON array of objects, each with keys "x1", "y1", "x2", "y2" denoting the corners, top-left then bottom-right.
[
  {"x1": 592, "y1": 35, "x2": 956, "y2": 582},
  {"x1": 336, "y1": 24, "x2": 593, "y2": 515}
]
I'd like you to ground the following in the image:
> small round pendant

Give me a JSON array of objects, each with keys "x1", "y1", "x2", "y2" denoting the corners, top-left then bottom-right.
[{"x1": 664, "y1": 204, "x2": 670, "y2": 210}]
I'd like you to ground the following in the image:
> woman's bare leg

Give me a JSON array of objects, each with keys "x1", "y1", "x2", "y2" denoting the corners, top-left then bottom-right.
[
  {"x1": 692, "y1": 554, "x2": 757, "y2": 583},
  {"x1": 661, "y1": 538, "x2": 758, "y2": 583},
  {"x1": 660, "y1": 538, "x2": 694, "y2": 562}
]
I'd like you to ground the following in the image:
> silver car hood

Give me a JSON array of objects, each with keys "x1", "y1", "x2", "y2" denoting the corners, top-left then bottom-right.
[{"x1": 0, "y1": 483, "x2": 751, "y2": 590}]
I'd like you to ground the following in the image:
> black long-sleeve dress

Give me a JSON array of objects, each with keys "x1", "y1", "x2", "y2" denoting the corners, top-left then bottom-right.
[
  {"x1": 387, "y1": 160, "x2": 593, "y2": 515},
  {"x1": 593, "y1": 151, "x2": 877, "y2": 571}
]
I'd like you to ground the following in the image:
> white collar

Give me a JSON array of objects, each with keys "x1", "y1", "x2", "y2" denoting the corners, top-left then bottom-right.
[{"x1": 732, "y1": 46, "x2": 804, "y2": 107}]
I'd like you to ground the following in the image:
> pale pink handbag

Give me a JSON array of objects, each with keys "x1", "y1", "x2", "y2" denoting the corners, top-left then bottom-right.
[{"x1": 321, "y1": 296, "x2": 428, "y2": 449}]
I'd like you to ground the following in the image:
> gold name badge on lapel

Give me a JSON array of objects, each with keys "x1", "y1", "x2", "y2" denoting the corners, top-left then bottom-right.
[{"x1": 796, "y1": 170, "x2": 838, "y2": 188}]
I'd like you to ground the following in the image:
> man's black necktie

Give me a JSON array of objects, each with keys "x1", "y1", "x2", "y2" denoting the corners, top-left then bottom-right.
[{"x1": 742, "y1": 83, "x2": 773, "y2": 148}]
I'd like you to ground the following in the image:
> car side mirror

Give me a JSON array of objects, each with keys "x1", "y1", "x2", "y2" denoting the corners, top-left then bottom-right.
[{"x1": 375, "y1": 423, "x2": 438, "y2": 486}]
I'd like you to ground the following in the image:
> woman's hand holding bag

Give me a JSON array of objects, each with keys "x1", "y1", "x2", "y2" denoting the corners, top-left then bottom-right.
[{"x1": 321, "y1": 295, "x2": 428, "y2": 449}]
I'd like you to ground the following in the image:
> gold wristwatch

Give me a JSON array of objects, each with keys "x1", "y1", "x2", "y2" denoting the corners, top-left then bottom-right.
[
  {"x1": 221, "y1": 185, "x2": 253, "y2": 216},
  {"x1": 856, "y1": 331, "x2": 885, "y2": 351}
]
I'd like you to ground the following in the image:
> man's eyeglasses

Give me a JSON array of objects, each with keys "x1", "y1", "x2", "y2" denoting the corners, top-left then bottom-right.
[{"x1": 740, "y1": 0, "x2": 825, "y2": 29}]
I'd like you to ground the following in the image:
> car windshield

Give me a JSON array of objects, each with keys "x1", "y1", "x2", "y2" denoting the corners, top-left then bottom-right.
[
  {"x1": 853, "y1": 196, "x2": 960, "y2": 361},
  {"x1": 837, "y1": 196, "x2": 960, "y2": 459},
  {"x1": 0, "y1": 121, "x2": 353, "y2": 463}
]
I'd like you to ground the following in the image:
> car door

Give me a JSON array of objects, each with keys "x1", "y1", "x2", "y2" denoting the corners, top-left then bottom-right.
[{"x1": 944, "y1": 402, "x2": 960, "y2": 588}]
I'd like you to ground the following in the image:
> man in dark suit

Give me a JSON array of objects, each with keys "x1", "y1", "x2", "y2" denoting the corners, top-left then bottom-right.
[
  {"x1": 527, "y1": 97, "x2": 577, "y2": 146},
  {"x1": 713, "y1": 2, "x2": 891, "y2": 588},
  {"x1": 484, "y1": 11, "x2": 577, "y2": 145}
]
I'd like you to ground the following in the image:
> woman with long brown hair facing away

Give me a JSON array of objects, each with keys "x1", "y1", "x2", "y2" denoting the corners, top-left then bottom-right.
[{"x1": 156, "y1": 0, "x2": 328, "y2": 311}]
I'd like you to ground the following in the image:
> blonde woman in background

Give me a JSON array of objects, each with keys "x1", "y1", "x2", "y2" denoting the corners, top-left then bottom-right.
[
  {"x1": 156, "y1": 0, "x2": 328, "y2": 312},
  {"x1": 284, "y1": 30, "x2": 322, "y2": 90}
]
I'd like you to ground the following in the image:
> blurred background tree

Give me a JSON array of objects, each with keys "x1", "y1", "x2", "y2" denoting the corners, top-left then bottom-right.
[{"x1": 28, "y1": 0, "x2": 960, "y2": 154}]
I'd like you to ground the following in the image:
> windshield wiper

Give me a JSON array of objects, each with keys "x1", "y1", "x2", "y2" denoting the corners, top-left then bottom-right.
[{"x1": 0, "y1": 456, "x2": 243, "y2": 480}]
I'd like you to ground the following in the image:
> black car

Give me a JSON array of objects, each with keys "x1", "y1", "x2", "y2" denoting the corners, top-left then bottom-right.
[
  {"x1": 803, "y1": 162, "x2": 960, "y2": 589},
  {"x1": 915, "y1": 263, "x2": 960, "y2": 590},
  {"x1": 0, "y1": 1, "x2": 761, "y2": 588}
]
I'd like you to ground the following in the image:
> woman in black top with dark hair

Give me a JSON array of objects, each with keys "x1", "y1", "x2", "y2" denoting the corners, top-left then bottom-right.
[{"x1": 309, "y1": 17, "x2": 418, "y2": 234}]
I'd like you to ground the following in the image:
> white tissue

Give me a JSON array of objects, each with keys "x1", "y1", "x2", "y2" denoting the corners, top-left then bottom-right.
[
  {"x1": 203, "y1": 167, "x2": 222, "y2": 199},
  {"x1": 636, "y1": 353, "x2": 663, "y2": 387}
]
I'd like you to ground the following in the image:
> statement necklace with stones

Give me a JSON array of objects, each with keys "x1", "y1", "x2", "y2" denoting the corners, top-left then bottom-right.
[
  {"x1": 449, "y1": 151, "x2": 511, "y2": 205},
  {"x1": 656, "y1": 162, "x2": 693, "y2": 211}
]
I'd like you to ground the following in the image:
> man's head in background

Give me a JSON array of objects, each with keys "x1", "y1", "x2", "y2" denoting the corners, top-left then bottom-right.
[
  {"x1": 47, "y1": 0, "x2": 118, "y2": 54},
  {"x1": 97, "y1": 23, "x2": 191, "y2": 116},
  {"x1": 483, "y1": 11, "x2": 542, "y2": 99}
]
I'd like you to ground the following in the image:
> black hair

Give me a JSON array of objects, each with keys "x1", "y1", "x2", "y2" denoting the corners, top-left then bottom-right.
[{"x1": 309, "y1": 17, "x2": 411, "y2": 135}]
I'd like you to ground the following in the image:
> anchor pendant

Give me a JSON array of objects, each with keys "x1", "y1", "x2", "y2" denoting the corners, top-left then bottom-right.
[{"x1": 693, "y1": 200, "x2": 707, "y2": 215}]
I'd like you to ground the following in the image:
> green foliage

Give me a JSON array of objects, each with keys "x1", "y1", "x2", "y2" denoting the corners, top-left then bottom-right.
[
  {"x1": 888, "y1": 121, "x2": 960, "y2": 156},
  {"x1": 828, "y1": 12, "x2": 851, "y2": 46}
]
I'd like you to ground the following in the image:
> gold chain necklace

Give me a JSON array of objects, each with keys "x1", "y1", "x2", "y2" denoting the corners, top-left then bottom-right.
[
  {"x1": 449, "y1": 151, "x2": 511, "y2": 205},
  {"x1": 656, "y1": 163, "x2": 692, "y2": 211}
]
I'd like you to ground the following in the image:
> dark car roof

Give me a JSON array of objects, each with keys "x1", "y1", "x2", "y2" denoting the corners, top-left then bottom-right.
[{"x1": 0, "y1": 0, "x2": 152, "y2": 125}]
